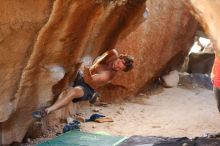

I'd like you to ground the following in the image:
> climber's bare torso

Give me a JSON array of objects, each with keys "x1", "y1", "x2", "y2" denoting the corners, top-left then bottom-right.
[{"x1": 83, "y1": 49, "x2": 124, "y2": 89}]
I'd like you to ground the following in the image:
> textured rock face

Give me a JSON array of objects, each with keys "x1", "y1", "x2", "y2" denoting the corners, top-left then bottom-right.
[
  {"x1": 99, "y1": 0, "x2": 198, "y2": 101},
  {"x1": 0, "y1": 0, "x2": 147, "y2": 144},
  {"x1": 0, "y1": 0, "x2": 53, "y2": 144},
  {"x1": 182, "y1": 0, "x2": 220, "y2": 58},
  {"x1": 0, "y1": 0, "x2": 52, "y2": 121}
]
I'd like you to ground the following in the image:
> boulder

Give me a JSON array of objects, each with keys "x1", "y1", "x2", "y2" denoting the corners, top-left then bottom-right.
[
  {"x1": 99, "y1": 0, "x2": 198, "y2": 101},
  {"x1": 183, "y1": 0, "x2": 220, "y2": 58},
  {"x1": 187, "y1": 52, "x2": 214, "y2": 75},
  {"x1": 162, "y1": 70, "x2": 179, "y2": 88}
]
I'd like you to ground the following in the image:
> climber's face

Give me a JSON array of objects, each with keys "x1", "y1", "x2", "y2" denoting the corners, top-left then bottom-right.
[{"x1": 112, "y1": 58, "x2": 126, "y2": 72}]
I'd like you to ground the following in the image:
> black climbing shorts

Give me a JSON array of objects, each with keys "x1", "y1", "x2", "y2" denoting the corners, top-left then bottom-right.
[
  {"x1": 72, "y1": 71, "x2": 95, "y2": 102},
  {"x1": 214, "y1": 86, "x2": 220, "y2": 112}
]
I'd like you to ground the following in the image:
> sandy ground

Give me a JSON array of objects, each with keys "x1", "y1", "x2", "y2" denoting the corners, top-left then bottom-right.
[
  {"x1": 23, "y1": 85, "x2": 220, "y2": 145},
  {"x1": 78, "y1": 86, "x2": 220, "y2": 138}
]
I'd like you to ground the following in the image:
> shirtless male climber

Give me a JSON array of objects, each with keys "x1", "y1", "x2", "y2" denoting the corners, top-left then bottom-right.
[{"x1": 33, "y1": 49, "x2": 134, "y2": 119}]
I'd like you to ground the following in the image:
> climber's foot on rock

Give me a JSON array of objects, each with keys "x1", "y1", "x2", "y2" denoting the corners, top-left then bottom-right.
[{"x1": 32, "y1": 109, "x2": 47, "y2": 120}]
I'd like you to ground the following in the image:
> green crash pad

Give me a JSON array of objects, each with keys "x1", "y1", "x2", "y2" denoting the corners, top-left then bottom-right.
[{"x1": 37, "y1": 131, "x2": 126, "y2": 146}]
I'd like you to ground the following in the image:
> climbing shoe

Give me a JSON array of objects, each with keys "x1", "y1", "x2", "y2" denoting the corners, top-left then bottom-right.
[
  {"x1": 89, "y1": 92, "x2": 100, "y2": 104},
  {"x1": 32, "y1": 109, "x2": 47, "y2": 120},
  {"x1": 63, "y1": 120, "x2": 81, "y2": 133}
]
